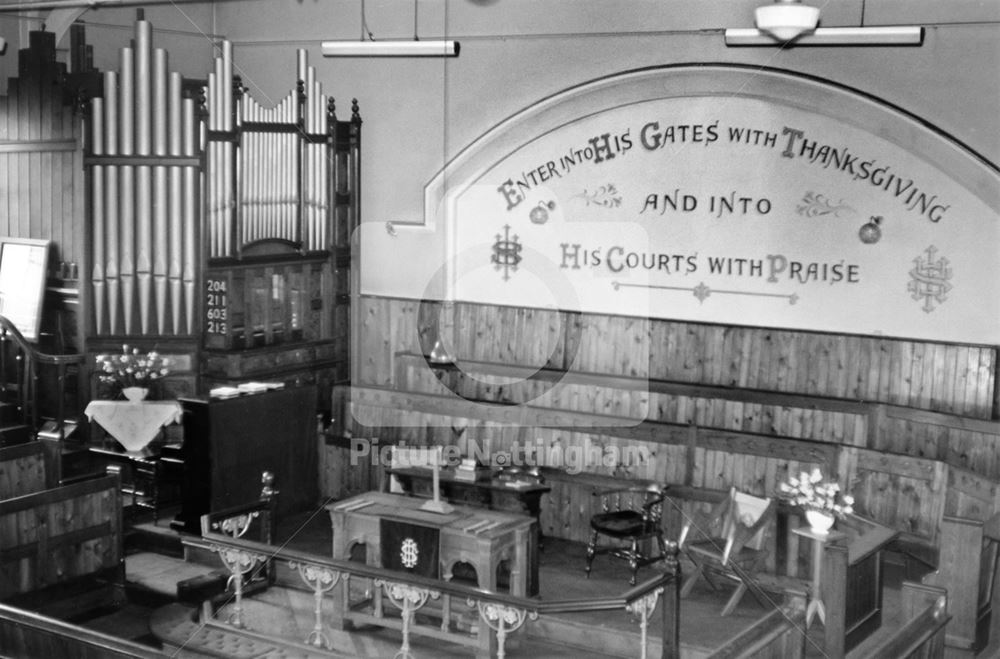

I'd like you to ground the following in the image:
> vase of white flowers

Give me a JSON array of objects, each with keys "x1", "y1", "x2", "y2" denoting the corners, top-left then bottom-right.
[
  {"x1": 95, "y1": 345, "x2": 170, "y2": 401},
  {"x1": 778, "y1": 468, "x2": 854, "y2": 535}
]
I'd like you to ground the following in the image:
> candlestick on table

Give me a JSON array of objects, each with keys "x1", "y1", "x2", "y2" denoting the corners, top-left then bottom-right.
[{"x1": 421, "y1": 446, "x2": 455, "y2": 514}]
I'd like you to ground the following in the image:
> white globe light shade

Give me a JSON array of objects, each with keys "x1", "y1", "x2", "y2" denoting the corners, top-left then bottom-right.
[{"x1": 755, "y1": 3, "x2": 820, "y2": 42}]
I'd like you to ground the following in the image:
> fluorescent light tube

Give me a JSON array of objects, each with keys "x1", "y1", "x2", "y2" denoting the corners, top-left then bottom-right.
[
  {"x1": 725, "y1": 27, "x2": 924, "y2": 46},
  {"x1": 321, "y1": 40, "x2": 459, "y2": 57}
]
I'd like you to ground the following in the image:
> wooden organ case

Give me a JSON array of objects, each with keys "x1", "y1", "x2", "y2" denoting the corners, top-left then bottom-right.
[
  {"x1": 198, "y1": 46, "x2": 359, "y2": 402},
  {"x1": 81, "y1": 17, "x2": 359, "y2": 408}
]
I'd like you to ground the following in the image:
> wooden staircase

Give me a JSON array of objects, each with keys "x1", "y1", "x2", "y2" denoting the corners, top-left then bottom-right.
[{"x1": 0, "y1": 314, "x2": 86, "y2": 474}]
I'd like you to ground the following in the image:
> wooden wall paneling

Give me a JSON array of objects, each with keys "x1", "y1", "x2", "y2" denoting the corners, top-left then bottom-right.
[
  {"x1": 792, "y1": 332, "x2": 818, "y2": 393},
  {"x1": 970, "y1": 347, "x2": 987, "y2": 417},
  {"x1": 737, "y1": 325, "x2": 759, "y2": 391},
  {"x1": 701, "y1": 324, "x2": 722, "y2": 385},
  {"x1": 721, "y1": 326, "x2": 740, "y2": 387},
  {"x1": 844, "y1": 334, "x2": 864, "y2": 400},
  {"x1": 813, "y1": 333, "x2": 831, "y2": 397},
  {"x1": 977, "y1": 348, "x2": 996, "y2": 419},
  {"x1": 708, "y1": 448, "x2": 725, "y2": 490},
  {"x1": 831, "y1": 333, "x2": 849, "y2": 400},
  {"x1": 358, "y1": 296, "x2": 389, "y2": 385},
  {"x1": 934, "y1": 343, "x2": 956, "y2": 413},
  {"x1": 673, "y1": 324, "x2": 695, "y2": 383},
  {"x1": 815, "y1": 334, "x2": 839, "y2": 396},
  {"x1": 668, "y1": 321, "x2": 686, "y2": 383},
  {"x1": 860, "y1": 338, "x2": 878, "y2": 402},
  {"x1": 473, "y1": 304, "x2": 501, "y2": 362},
  {"x1": 944, "y1": 466, "x2": 997, "y2": 520},
  {"x1": 15, "y1": 78, "x2": 27, "y2": 236},
  {"x1": 392, "y1": 299, "x2": 419, "y2": 369},
  {"x1": 761, "y1": 329, "x2": 781, "y2": 392},
  {"x1": 968, "y1": 347, "x2": 987, "y2": 417},
  {"x1": 952, "y1": 344, "x2": 972, "y2": 416},
  {"x1": 873, "y1": 340, "x2": 891, "y2": 403},
  {"x1": 739, "y1": 400, "x2": 757, "y2": 433},
  {"x1": 456, "y1": 302, "x2": 479, "y2": 361},
  {"x1": 926, "y1": 342, "x2": 947, "y2": 412},
  {"x1": 646, "y1": 320, "x2": 666, "y2": 381},
  {"x1": 707, "y1": 394, "x2": 724, "y2": 429},
  {"x1": 947, "y1": 343, "x2": 971, "y2": 415},
  {"x1": 786, "y1": 332, "x2": 806, "y2": 395},
  {"x1": 501, "y1": 305, "x2": 522, "y2": 363},
  {"x1": 854, "y1": 450, "x2": 945, "y2": 544},
  {"x1": 7, "y1": 82, "x2": 20, "y2": 234},
  {"x1": 896, "y1": 340, "x2": 917, "y2": 406},
  {"x1": 976, "y1": 347, "x2": 1000, "y2": 419}
]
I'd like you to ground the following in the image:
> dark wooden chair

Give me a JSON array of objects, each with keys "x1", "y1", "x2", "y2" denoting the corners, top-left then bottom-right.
[
  {"x1": 585, "y1": 483, "x2": 669, "y2": 586},
  {"x1": 678, "y1": 487, "x2": 777, "y2": 615}
]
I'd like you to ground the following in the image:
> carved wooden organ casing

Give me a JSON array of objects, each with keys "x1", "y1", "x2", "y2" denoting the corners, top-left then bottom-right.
[{"x1": 82, "y1": 18, "x2": 359, "y2": 402}]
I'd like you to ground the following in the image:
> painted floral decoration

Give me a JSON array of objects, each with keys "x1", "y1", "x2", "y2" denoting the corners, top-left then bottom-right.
[
  {"x1": 778, "y1": 468, "x2": 854, "y2": 516},
  {"x1": 95, "y1": 344, "x2": 170, "y2": 394}
]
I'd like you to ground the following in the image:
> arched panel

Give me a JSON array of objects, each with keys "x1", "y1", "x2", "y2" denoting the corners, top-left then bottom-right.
[{"x1": 363, "y1": 65, "x2": 1000, "y2": 345}]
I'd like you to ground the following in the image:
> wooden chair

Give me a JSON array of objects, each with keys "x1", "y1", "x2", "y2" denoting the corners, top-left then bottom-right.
[
  {"x1": 678, "y1": 487, "x2": 777, "y2": 616},
  {"x1": 585, "y1": 483, "x2": 669, "y2": 586}
]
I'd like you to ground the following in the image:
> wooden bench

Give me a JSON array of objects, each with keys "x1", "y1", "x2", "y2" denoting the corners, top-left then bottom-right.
[{"x1": 0, "y1": 443, "x2": 124, "y2": 612}]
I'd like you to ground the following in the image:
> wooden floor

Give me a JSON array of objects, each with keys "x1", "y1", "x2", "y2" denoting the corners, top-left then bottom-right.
[{"x1": 55, "y1": 504, "x2": 1000, "y2": 658}]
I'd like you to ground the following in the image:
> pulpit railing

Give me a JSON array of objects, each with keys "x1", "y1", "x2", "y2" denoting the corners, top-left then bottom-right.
[{"x1": 185, "y1": 523, "x2": 681, "y2": 659}]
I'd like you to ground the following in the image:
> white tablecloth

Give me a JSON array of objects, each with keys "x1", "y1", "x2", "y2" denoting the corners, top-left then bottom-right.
[{"x1": 84, "y1": 400, "x2": 183, "y2": 453}]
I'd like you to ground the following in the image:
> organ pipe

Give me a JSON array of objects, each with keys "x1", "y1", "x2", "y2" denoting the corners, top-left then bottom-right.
[{"x1": 86, "y1": 20, "x2": 353, "y2": 340}]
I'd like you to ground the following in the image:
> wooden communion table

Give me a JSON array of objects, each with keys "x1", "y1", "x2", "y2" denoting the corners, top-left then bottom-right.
[{"x1": 327, "y1": 491, "x2": 538, "y2": 596}]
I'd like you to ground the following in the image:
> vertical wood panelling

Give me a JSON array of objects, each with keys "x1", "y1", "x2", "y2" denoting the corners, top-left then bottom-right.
[
  {"x1": 381, "y1": 297, "x2": 999, "y2": 417},
  {"x1": 0, "y1": 33, "x2": 84, "y2": 268},
  {"x1": 349, "y1": 296, "x2": 999, "y2": 552}
]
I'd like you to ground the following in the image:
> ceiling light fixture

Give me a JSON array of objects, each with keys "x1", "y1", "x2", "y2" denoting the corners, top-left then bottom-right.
[
  {"x1": 322, "y1": 0, "x2": 459, "y2": 58},
  {"x1": 755, "y1": 0, "x2": 819, "y2": 42},
  {"x1": 726, "y1": 0, "x2": 923, "y2": 47}
]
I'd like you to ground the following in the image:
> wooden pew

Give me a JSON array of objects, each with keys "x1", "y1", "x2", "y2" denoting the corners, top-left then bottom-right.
[
  {"x1": 921, "y1": 514, "x2": 1000, "y2": 652},
  {"x1": 0, "y1": 442, "x2": 55, "y2": 499},
  {"x1": 866, "y1": 582, "x2": 949, "y2": 658},
  {"x1": 0, "y1": 465, "x2": 124, "y2": 610}
]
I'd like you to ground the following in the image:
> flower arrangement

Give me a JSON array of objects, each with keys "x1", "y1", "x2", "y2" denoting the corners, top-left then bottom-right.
[
  {"x1": 778, "y1": 468, "x2": 854, "y2": 517},
  {"x1": 95, "y1": 345, "x2": 170, "y2": 396}
]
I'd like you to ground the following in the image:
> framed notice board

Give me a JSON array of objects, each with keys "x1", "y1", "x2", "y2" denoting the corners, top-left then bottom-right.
[{"x1": 0, "y1": 238, "x2": 50, "y2": 342}]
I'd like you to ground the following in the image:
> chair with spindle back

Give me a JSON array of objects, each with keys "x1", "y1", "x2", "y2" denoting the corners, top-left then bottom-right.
[{"x1": 585, "y1": 482, "x2": 670, "y2": 586}]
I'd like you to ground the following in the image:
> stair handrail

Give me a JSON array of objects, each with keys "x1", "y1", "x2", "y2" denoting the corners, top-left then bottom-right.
[{"x1": 0, "y1": 314, "x2": 85, "y2": 437}]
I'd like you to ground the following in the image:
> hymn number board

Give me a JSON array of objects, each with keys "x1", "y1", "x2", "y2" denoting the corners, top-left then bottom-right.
[{"x1": 205, "y1": 276, "x2": 230, "y2": 347}]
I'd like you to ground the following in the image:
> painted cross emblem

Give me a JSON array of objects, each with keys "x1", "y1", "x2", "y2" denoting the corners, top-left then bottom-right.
[
  {"x1": 400, "y1": 538, "x2": 419, "y2": 569},
  {"x1": 491, "y1": 224, "x2": 522, "y2": 281},
  {"x1": 907, "y1": 245, "x2": 952, "y2": 313}
]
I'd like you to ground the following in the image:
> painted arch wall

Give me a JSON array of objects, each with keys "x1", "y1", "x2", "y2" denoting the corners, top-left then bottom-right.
[{"x1": 362, "y1": 65, "x2": 1000, "y2": 345}]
